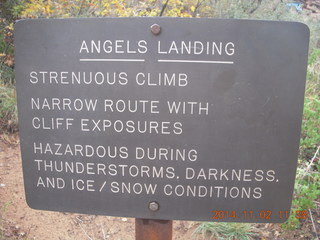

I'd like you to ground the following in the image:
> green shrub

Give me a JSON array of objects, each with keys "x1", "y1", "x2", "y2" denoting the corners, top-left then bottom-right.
[
  {"x1": 281, "y1": 48, "x2": 320, "y2": 230},
  {"x1": 282, "y1": 163, "x2": 320, "y2": 230},
  {"x1": 194, "y1": 222, "x2": 258, "y2": 240},
  {"x1": 0, "y1": 85, "x2": 18, "y2": 132},
  {"x1": 300, "y1": 96, "x2": 320, "y2": 159}
]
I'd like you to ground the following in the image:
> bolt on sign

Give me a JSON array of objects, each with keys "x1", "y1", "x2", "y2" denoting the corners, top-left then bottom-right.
[{"x1": 14, "y1": 18, "x2": 309, "y2": 223}]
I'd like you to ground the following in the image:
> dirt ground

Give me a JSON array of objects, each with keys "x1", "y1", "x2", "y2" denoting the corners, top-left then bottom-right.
[{"x1": 0, "y1": 135, "x2": 319, "y2": 240}]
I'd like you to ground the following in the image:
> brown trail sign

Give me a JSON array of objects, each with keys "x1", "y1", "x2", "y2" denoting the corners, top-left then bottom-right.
[{"x1": 15, "y1": 18, "x2": 309, "y2": 225}]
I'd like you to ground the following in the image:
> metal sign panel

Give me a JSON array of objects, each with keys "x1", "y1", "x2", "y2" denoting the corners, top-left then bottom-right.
[{"x1": 14, "y1": 18, "x2": 309, "y2": 222}]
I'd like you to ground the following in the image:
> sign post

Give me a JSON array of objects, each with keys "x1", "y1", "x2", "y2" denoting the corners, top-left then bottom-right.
[
  {"x1": 136, "y1": 219, "x2": 172, "y2": 240},
  {"x1": 15, "y1": 18, "x2": 309, "y2": 231}
]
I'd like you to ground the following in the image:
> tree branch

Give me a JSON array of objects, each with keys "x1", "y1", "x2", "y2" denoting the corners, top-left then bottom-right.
[
  {"x1": 249, "y1": 0, "x2": 262, "y2": 14},
  {"x1": 160, "y1": 0, "x2": 170, "y2": 16},
  {"x1": 192, "y1": 0, "x2": 205, "y2": 17}
]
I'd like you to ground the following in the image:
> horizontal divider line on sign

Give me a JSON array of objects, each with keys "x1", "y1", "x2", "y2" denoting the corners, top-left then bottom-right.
[
  {"x1": 79, "y1": 58, "x2": 145, "y2": 62},
  {"x1": 158, "y1": 59, "x2": 234, "y2": 64}
]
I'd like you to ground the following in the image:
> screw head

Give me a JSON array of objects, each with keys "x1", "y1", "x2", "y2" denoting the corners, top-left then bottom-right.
[
  {"x1": 148, "y1": 201, "x2": 160, "y2": 211},
  {"x1": 150, "y1": 24, "x2": 161, "y2": 35}
]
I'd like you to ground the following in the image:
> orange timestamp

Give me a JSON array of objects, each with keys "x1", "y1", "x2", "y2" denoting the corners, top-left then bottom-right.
[{"x1": 211, "y1": 210, "x2": 309, "y2": 220}]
